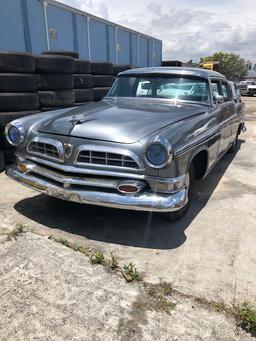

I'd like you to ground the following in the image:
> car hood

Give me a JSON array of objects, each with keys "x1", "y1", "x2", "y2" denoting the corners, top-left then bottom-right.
[{"x1": 38, "y1": 98, "x2": 207, "y2": 144}]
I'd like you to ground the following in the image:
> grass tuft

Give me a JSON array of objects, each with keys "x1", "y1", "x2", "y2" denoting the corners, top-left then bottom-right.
[
  {"x1": 108, "y1": 252, "x2": 119, "y2": 270},
  {"x1": 234, "y1": 302, "x2": 256, "y2": 336},
  {"x1": 122, "y1": 263, "x2": 141, "y2": 282},
  {"x1": 134, "y1": 282, "x2": 175, "y2": 315},
  {"x1": 7, "y1": 223, "x2": 27, "y2": 241},
  {"x1": 50, "y1": 234, "x2": 256, "y2": 336},
  {"x1": 90, "y1": 250, "x2": 105, "y2": 265}
]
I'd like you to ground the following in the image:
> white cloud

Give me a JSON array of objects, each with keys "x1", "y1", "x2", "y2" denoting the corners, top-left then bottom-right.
[
  {"x1": 59, "y1": 0, "x2": 256, "y2": 63},
  {"x1": 61, "y1": 0, "x2": 109, "y2": 19}
]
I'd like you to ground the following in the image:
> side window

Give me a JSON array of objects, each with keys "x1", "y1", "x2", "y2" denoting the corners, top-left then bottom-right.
[
  {"x1": 221, "y1": 82, "x2": 231, "y2": 102},
  {"x1": 211, "y1": 80, "x2": 221, "y2": 97}
]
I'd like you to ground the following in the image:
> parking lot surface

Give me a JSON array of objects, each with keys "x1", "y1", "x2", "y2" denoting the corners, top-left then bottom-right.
[{"x1": 0, "y1": 97, "x2": 255, "y2": 340}]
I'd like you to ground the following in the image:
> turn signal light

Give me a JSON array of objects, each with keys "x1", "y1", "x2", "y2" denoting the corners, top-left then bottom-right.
[
  {"x1": 118, "y1": 185, "x2": 139, "y2": 193},
  {"x1": 117, "y1": 181, "x2": 146, "y2": 194},
  {"x1": 18, "y1": 163, "x2": 27, "y2": 173}
]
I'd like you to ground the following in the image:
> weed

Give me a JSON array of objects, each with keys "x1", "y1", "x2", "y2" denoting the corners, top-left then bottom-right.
[
  {"x1": 73, "y1": 244, "x2": 90, "y2": 256},
  {"x1": 7, "y1": 223, "x2": 27, "y2": 241},
  {"x1": 108, "y1": 252, "x2": 118, "y2": 270},
  {"x1": 90, "y1": 250, "x2": 105, "y2": 265},
  {"x1": 133, "y1": 282, "x2": 175, "y2": 315},
  {"x1": 57, "y1": 238, "x2": 71, "y2": 248},
  {"x1": 122, "y1": 263, "x2": 141, "y2": 282},
  {"x1": 234, "y1": 302, "x2": 256, "y2": 335},
  {"x1": 146, "y1": 282, "x2": 173, "y2": 298},
  {"x1": 52, "y1": 236, "x2": 91, "y2": 257},
  {"x1": 49, "y1": 234, "x2": 256, "y2": 336}
]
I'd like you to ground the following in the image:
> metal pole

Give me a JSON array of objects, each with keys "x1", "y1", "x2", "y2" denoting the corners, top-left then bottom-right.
[
  {"x1": 87, "y1": 16, "x2": 91, "y2": 60},
  {"x1": 137, "y1": 34, "x2": 140, "y2": 66},
  {"x1": 115, "y1": 26, "x2": 118, "y2": 64},
  {"x1": 152, "y1": 39, "x2": 155, "y2": 67},
  {"x1": 42, "y1": 0, "x2": 50, "y2": 50}
]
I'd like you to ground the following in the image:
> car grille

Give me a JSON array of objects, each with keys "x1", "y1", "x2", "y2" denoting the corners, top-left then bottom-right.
[
  {"x1": 77, "y1": 150, "x2": 139, "y2": 169},
  {"x1": 28, "y1": 141, "x2": 60, "y2": 159}
]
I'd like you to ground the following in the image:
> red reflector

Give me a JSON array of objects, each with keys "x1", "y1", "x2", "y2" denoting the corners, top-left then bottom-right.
[{"x1": 118, "y1": 185, "x2": 138, "y2": 193}]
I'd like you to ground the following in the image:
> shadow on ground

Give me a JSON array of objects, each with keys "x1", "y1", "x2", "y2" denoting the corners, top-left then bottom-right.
[{"x1": 14, "y1": 141, "x2": 244, "y2": 250}]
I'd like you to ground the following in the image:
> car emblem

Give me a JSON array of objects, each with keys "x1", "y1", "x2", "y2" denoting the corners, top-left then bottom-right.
[{"x1": 63, "y1": 143, "x2": 74, "y2": 158}]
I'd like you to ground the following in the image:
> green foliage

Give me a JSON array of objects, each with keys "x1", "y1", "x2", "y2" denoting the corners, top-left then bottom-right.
[
  {"x1": 90, "y1": 250, "x2": 105, "y2": 265},
  {"x1": 200, "y1": 52, "x2": 249, "y2": 79},
  {"x1": 122, "y1": 263, "x2": 141, "y2": 282},
  {"x1": 57, "y1": 238, "x2": 71, "y2": 248},
  {"x1": 108, "y1": 252, "x2": 118, "y2": 269},
  {"x1": 236, "y1": 302, "x2": 256, "y2": 335}
]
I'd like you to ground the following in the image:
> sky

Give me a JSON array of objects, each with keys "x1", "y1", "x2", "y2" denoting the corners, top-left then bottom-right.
[{"x1": 59, "y1": 0, "x2": 256, "y2": 63}]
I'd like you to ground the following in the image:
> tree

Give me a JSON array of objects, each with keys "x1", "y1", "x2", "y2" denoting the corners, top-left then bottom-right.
[{"x1": 200, "y1": 52, "x2": 248, "y2": 80}]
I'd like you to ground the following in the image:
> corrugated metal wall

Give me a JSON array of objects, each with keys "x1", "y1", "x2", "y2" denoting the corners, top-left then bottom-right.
[{"x1": 0, "y1": 0, "x2": 162, "y2": 67}]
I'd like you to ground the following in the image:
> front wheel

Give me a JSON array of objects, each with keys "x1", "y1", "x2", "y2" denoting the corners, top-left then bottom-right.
[{"x1": 163, "y1": 164, "x2": 195, "y2": 221}]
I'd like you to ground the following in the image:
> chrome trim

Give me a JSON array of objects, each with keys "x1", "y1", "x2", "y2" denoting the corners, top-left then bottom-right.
[
  {"x1": 16, "y1": 154, "x2": 186, "y2": 193},
  {"x1": 75, "y1": 144, "x2": 143, "y2": 170},
  {"x1": 146, "y1": 174, "x2": 186, "y2": 193},
  {"x1": 27, "y1": 137, "x2": 65, "y2": 162},
  {"x1": 144, "y1": 137, "x2": 172, "y2": 169},
  {"x1": 105, "y1": 96, "x2": 212, "y2": 107},
  {"x1": 175, "y1": 127, "x2": 220, "y2": 156},
  {"x1": 5, "y1": 121, "x2": 25, "y2": 146},
  {"x1": 7, "y1": 166, "x2": 188, "y2": 212},
  {"x1": 16, "y1": 153, "x2": 145, "y2": 180},
  {"x1": 22, "y1": 161, "x2": 121, "y2": 189},
  {"x1": 176, "y1": 113, "x2": 240, "y2": 156}
]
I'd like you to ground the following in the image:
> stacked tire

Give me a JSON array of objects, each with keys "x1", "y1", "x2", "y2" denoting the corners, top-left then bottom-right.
[
  {"x1": 0, "y1": 52, "x2": 40, "y2": 167},
  {"x1": 113, "y1": 64, "x2": 132, "y2": 77},
  {"x1": 36, "y1": 53, "x2": 75, "y2": 111},
  {"x1": 92, "y1": 62, "x2": 114, "y2": 101},
  {"x1": 73, "y1": 59, "x2": 94, "y2": 106}
]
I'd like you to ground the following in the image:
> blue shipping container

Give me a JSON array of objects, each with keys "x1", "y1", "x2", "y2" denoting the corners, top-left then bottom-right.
[{"x1": 0, "y1": 0, "x2": 162, "y2": 67}]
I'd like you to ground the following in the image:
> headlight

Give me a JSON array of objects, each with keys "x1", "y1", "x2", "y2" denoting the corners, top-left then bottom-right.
[
  {"x1": 145, "y1": 142, "x2": 170, "y2": 168},
  {"x1": 5, "y1": 122, "x2": 25, "y2": 146}
]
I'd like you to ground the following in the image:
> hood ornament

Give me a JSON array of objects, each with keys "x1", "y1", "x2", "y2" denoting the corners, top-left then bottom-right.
[
  {"x1": 63, "y1": 143, "x2": 74, "y2": 159},
  {"x1": 68, "y1": 118, "x2": 82, "y2": 128}
]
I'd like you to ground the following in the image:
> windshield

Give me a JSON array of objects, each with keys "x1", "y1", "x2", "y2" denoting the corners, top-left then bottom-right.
[{"x1": 108, "y1": 75, "x2": 210, "y2": 103}]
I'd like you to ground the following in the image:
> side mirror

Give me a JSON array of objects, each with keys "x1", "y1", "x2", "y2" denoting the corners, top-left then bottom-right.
[
  {"x1": 234, "y1": 89, "x2": 241, "y2": 103},
  {"x1": 213, "y1": 94, "x2": 224, "y2": 104}
]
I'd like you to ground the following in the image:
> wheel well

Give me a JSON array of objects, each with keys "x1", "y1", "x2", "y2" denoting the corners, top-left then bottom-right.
[{"x1": 190, "y1": 150, "x2": 208, "y2": 180}]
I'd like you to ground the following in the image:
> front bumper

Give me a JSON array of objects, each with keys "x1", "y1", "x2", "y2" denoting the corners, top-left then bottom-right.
[{"x1": 6, "y1": 166, "x2": 188, "y2": 213}]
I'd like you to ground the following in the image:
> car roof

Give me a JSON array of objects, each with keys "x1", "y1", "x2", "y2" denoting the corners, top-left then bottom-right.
[{"x1": 120, "y1": 67, "x2": 226, "y2": 79}]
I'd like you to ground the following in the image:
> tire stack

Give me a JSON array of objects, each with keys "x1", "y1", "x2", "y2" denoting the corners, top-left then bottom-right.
[
  {"x1": 36, "y1": 53, "x2": 75, "y2": 112},
  {"x1": 92, "y1": 62, "x2": 114, "y2": 101},
  {"x1": 113, "y1": 64, "x2": 132, "y2": 77},
  {"x1": 0, "y1": 52, "x2": 40, "y2": 168},
  {"x1": 73, "y1": 59, "x2": 94, "y2": 106}
]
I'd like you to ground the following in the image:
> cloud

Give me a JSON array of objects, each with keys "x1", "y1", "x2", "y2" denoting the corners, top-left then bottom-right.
[
  {"x1": 59, "y1": 0, "x2": 256, "y2": 63},
  {"x1": 61, "y1": 0, "x2": 109, "y2": 19},
  {"x1": 117, "y1": 2, "x2": 256, "y2": 63}
]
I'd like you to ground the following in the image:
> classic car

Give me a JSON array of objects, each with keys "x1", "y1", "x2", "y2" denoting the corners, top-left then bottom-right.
[
  {"x1": 6, "y1": 67, "x2": 245, "y2": 220},
  {"x1": 239, "y1": 80, "x2": 256, "y2": 96}
]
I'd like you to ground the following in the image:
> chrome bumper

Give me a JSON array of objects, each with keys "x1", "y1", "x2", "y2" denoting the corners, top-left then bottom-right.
[{"x1": 6, "y1": 166, "x2": 188, "y2": 213}]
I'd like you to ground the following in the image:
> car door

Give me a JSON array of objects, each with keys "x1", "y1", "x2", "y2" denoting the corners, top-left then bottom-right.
[
  {"x1": 210, "y1": 78, "x2": 231, "y2": 156},
  {"x1": 220, "y1": 80, "x2": 236, "y2": 149},
  {"x1": 229, "y1": 81, "x2": 244, "y2": 140}
]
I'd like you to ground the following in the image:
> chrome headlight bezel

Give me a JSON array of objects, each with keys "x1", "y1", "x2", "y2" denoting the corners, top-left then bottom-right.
[
  {"x1": 145, "y1": 140, "x2": 172, "y2": 169},
  {"x1": 5, "y1": 121, "x2": 26, "y2": 146}
]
